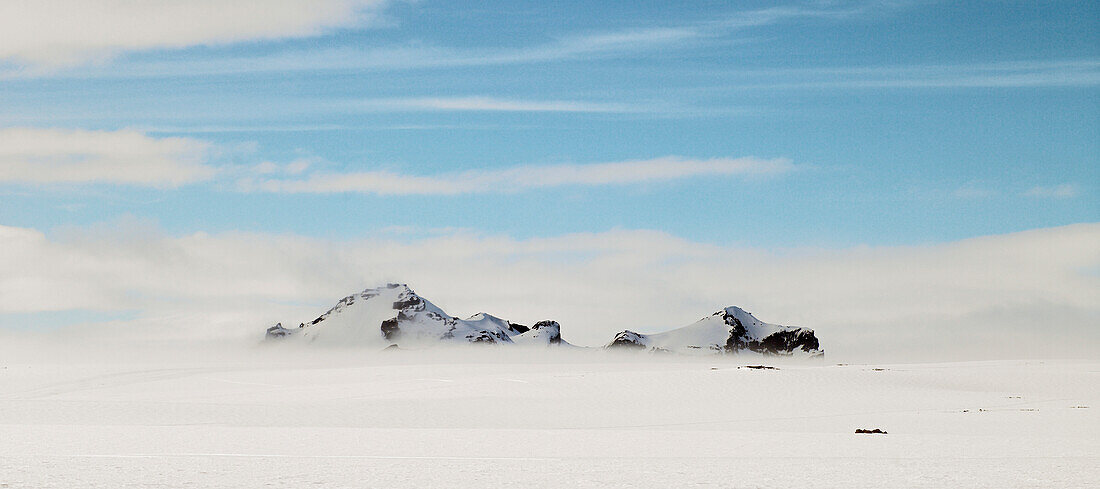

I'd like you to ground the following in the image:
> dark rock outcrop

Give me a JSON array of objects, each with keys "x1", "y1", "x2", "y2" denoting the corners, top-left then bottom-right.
[
  {"x1": 380, "y1": 318, "x2": 400, "y2": 340},
  {"x1": 607, "y1": 330, "x2": 648, "y2": 349},
  {"x1": 855, "y1": 428, "x2": 887, "y2": 434},
  {"x1": 754, "y1": 329, "x2": 820, "y2": 354}
]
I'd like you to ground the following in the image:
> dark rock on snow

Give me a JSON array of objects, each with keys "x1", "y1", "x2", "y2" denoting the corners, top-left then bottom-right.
[{"x1": 855, "y1": 428, "x2": 887, "y2": 434}]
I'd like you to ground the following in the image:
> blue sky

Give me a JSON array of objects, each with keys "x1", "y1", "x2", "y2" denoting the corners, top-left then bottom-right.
[
  {"x1": 0, "y1": 1, "x2": 1098, "y2": 356},
  {"x1": 0, "y1": 0, "x2": 1097, "y2": 247}
]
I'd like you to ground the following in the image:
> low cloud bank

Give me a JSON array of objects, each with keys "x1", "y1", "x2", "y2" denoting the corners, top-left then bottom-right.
[{"x1": 0, "y1": 222, "x2": 1096, "y2": 362}]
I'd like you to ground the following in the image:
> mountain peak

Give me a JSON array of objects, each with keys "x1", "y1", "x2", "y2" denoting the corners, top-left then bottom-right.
[
  {"x1": 267, "y1": 283, "x2": 568, "y2": 349},
  {"x1": 514, "y1": 320, "x2": 566, "y2": 346},
  {"x1": 265, "y1": 285, "x2": 820, "y2": 356},
  {"x1": 608, "y1": 306, "x2": 822, "y2": 357},
  {"x1": 720, "y1": 305, "x2": 750, "y2": 316}
]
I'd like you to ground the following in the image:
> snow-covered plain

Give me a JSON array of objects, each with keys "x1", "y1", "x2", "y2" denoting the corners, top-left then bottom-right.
[{"x1": 0, "y1": 345, "x2": 1096, "y2": 488}]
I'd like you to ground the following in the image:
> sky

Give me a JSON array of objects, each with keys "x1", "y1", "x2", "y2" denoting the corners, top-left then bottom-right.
[{"x1": 0, "y1": 1, "x2": 1097, "y2": 359}]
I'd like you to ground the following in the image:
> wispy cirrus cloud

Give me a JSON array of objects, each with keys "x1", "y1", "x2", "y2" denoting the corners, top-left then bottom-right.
[
  {"x1": 0, "y1": 26, "x2": 700, "y2": 80},
  {"x1": 1, "y1": 3, "x2": 869, "y2": 79},
  {"x1": 0, "y1": 0, "x2": 389, "y2": 69},
  {"x1": 717, "y1": 4, "x2": 867, "y2": 28},
  {"x1": 245, "y1": 156, "x2": 795, "y2": 195},
  {"x1": 1025, "y1": 184, "x2": 1080, "y2": 199},
  {"x1": 713, "y1": 59, "x2": 1100, "y2": 89},
  {"x1": 350, "y1": 96, "x2": 641, "y2": 113},
  {"x1": 0, "y1": 127, "x2": 216, "y2": 187},
  {"x1": 0, "y1": 127, "x2": 788, "y2": 192}
]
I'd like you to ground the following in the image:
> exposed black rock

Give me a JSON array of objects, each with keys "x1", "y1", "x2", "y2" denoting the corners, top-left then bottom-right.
[
  {"x1": 507, "y1": 322, "x2": 530, "y2": 334},
  {"x1": 855, "y1": 428, "x2": 887, "y2": 434},
  {"x1": 740, "y1": 365, "x2": 779, "y2": 370},
  {"x1": 380, "y1": 318, "x2": 400, "y2": 340},
  {"x1": 723, "y1": 314, "x2": 750, "y2": 352},
  {"x1": 746, "y1": 329, "x2": 820, "y2": 355},
  {"x1": 425, "y1": 311, "x2": 449, "y2": 322},
  {"x1": 467, "y1": 332, "x2": 503, "y2": 343},
  {"x1": 721, "y1": 311, "x2": 820, "y2": 355},
  {"x1": 392, "y1": 297, "x2": 422, "y2": 310}
]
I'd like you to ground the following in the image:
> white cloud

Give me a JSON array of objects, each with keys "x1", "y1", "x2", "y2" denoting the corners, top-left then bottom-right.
[
  {"x1": 0, "y1": 28, "x2": 697, "y2": 79},
  {"x1": 248, "y1": 156, "x2": 794, "y2": 195},
  {"x1": 551, "y1": 27, "x2": 702, "y2": 54},
  {"x1": 0, "y1": 132, "x2": 785, "y2": 192},
  {"x1": 721, "y1": 4, "x2": 864, "y2": 28},
  {"x1": 1, "y1": 222, "x2": 1097, "y2": 362},
  {"x1": 0, "y1": 127, "x2": 216, "y2": 186},
  {"x1": 0, "y1": 4, "x2": 868, "y2": 79},
  {"x1": 0, "y1": 0, "x2": 388, "y2": 68},
  {"x1": 1025, "y1": 184, "x2": 1080, "y2": 199}
]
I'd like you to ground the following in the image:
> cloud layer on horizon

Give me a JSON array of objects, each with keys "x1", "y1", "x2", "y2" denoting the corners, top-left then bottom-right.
[{"x1": 1, "y1": 221, "x2": 1096, "y2": 362}]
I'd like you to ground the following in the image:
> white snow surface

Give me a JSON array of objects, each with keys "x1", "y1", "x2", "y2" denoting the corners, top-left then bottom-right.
[
  {"x1": 289, "y1": 285, "x2": 410, "y2": 347},
  {"x1": 0, "y1": 343, "x2": 1096, "y2": 489},
  {"x1": 461, "y1": 312, "x2": 514, "y2": 334}
]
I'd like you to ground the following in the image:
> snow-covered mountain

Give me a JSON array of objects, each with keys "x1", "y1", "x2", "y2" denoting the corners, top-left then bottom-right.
[
  {"x1": 512, "y1": 320, "x2": 566, "y2": 346},
  {"x1": 265, "y1": 284, "x2": 821, "y2": 356},
  {"x1": 265, "y1": 283, "x2": 573, "y2": 348},
  {"x1": 607, "y1": 306, "x2": 822, "y2": 357}
]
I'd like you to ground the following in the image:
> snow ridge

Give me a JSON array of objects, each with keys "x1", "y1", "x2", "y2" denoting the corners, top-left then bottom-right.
[
  {"x1": 606, "y1": 306, "x2": 822, "y2": 357},
  {"x1": 267, "y1": 283, "x2": 572, "y2": 349}
]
